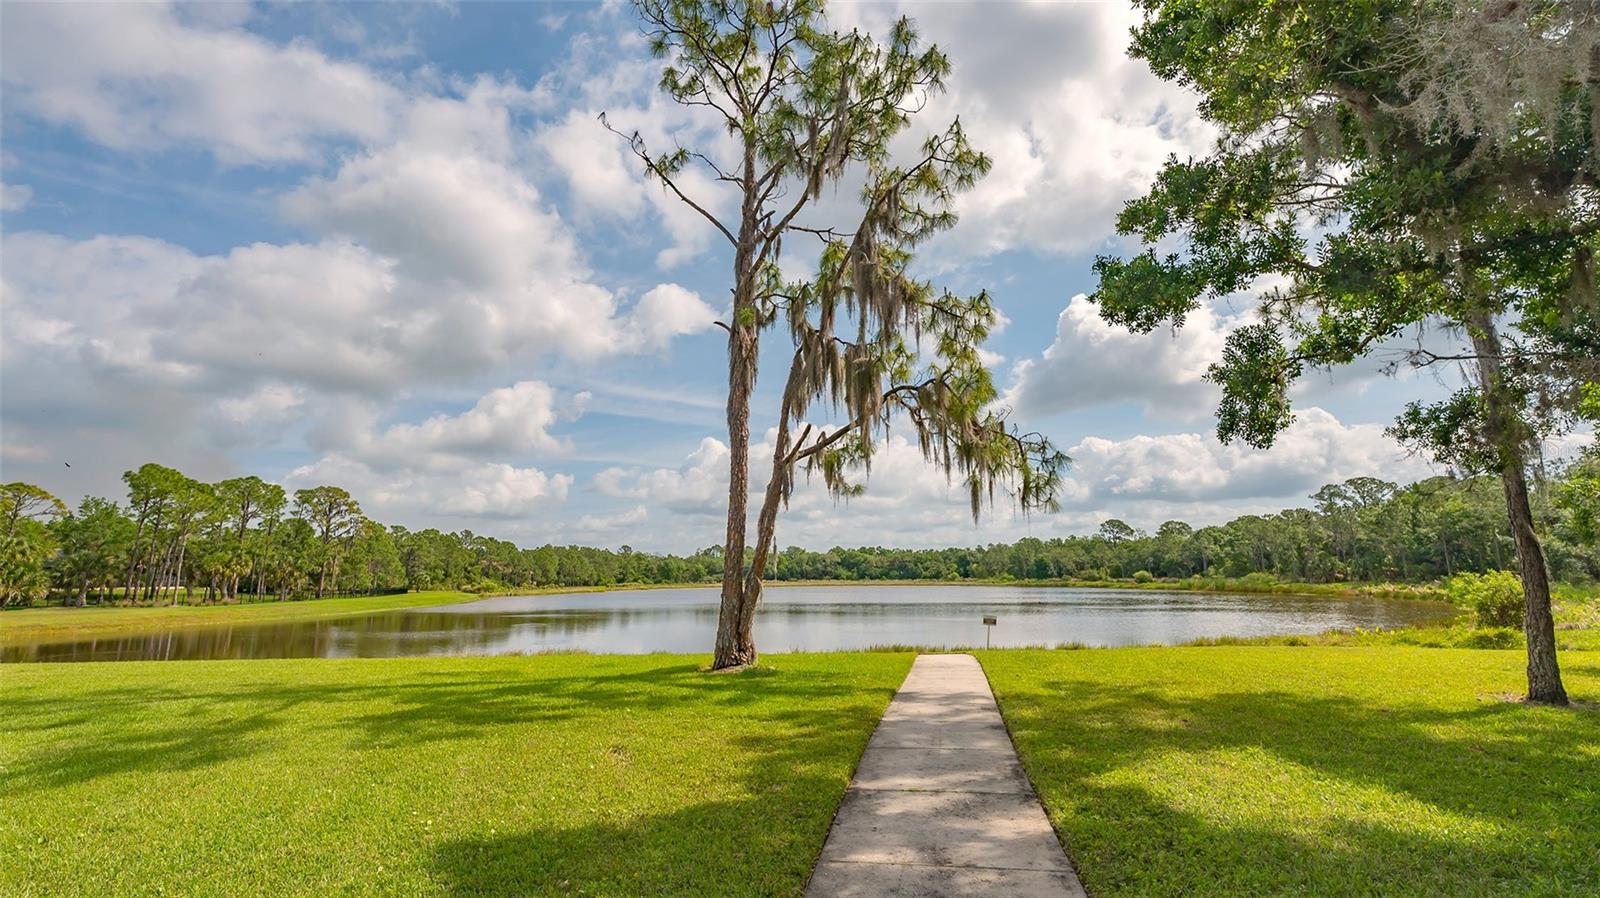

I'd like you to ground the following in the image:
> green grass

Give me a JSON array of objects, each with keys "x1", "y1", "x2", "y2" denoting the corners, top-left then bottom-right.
[
  {"x1": 0, "y1": 590, "x2": 480, "y2": 645},
  {"x1": 979, "y1": 646, "x2": 1600, "y2": 898},
  {"x1": 0, "y1": 653, "x2": 913, "y2": 898}
]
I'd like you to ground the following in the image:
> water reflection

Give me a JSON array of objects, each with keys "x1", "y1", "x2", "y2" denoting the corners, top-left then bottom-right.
[{"x1": 2, "y1": 585, "x2": 1458, "y2": 663}]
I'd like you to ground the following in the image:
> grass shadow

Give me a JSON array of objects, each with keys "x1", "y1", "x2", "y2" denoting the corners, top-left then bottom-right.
[{"x1": 987, "y1": 656, "x2": 1600, "y2": 897}]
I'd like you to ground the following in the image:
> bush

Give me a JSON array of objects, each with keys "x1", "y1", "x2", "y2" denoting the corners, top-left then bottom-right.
[
  {"x1": 1447, "y1": 571, "x2": 1525, "y2": 629},
  {"x1": 1457, "y1": 628, "x2": 1523, "y2": 650},
  {"x1": 1132, "y1": 570, "x2": 1155, "y2": 583}
]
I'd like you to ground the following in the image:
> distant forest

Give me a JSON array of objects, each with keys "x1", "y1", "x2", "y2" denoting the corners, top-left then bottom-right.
[{"x1": 2, "y1": 456, "x2": 1597, "y2": 607}]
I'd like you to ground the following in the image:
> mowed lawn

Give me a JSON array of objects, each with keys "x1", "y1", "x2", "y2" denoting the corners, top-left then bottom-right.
[
  {"x1": 981, "y1": 647, "x2": 1600, "y2": 898},
  {"x1": 0, "y1": 653, "x2": 913, "y2": 898}
]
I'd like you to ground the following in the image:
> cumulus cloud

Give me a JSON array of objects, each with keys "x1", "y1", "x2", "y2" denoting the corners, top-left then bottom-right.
[
  {"x1": 829, "y1": 2, "x2": 1214, "y2": 258},
  {"x1": 268, "y1": 379, "x2": 586, "y2": 523},
  {"x1": 529, "y1": 16, "x2": 748, "y2": 269},
  {"x1": 1006, "y1": 293, "x2": 1241, "y2": 420},
  {"x1": 0, "y1": 37, "x2": 716, "y2": 504},
  {"x1": 0, "y1": 2, "x2": 399, "y2": 163},
  {"x1": 211, "y1": 384, "x2": 307, "y2": 447},
  {"x1": 350, "y1": 381, "x2": 571, "y2": 468},
  {"x1": 573, "y1": 504, "x2": 649, "y2": 535},
  {"x1": 0, "y1": 0, "x2": 1458, "y2": 549},
  {"x1": 596, "y1": 437, "x2": 730, "y2": 516},
  {"x1": 1064, "y1": 408, "x2": 1436, "y2": 505},
  {"x1": 622, "y1": 284, "x2": 720, "y2": 350},
  {"x1": 286, "y1": 454, "x2": 572, "y2": 520},
  {"x1": 590, "y1": 407, "x2": 1437, "y2": 550}
]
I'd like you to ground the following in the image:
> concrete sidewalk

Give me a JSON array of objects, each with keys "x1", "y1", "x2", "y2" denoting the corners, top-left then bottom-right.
[{"x1": 805, "y1": 654, "x2": 1087, "y2": 898}]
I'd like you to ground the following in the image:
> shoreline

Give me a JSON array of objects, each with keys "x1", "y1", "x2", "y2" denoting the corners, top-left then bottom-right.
[{"x1": 0, "y1": 576, "x2": 1468, "y2": 650}]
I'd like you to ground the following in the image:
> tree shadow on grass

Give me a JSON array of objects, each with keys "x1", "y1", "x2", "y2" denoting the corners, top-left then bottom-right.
[
  {"x1": 0, "y1": 658, "x2": 898, "y2": 797},
  {"x1": 428, "y1": 738, "x2": 837, "y2": 898},
  {"x1": 427, "y1": 704, "x2": 1110, "y2": 898},
  {"x1": 5, "y1": 657, "x2": 908, "y2": 897},
  {"x1": 996, "y1": 677, "x2": 1600, "y2": 897},
  {"x1": 1051, "y1": 776, "x2": 1593, "y2": 898},
  {"x1": 1562, "y1": 659, "x2": 1600, "y2": 678}
]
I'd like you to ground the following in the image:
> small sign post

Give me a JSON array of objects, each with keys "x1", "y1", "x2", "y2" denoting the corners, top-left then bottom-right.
[{"x1": 982, "y1": 615, "x2": 997, "y2": 649}]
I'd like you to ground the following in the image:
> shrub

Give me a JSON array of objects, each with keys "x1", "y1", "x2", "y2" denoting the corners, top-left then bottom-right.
[
  {"x1": 1447, "y1": 571, "x2": 1525, "y2": 629},
  {"x1": 1132, "y1": 570, "x2": 1155, "y2": 583},
  {"x1": 1457, "y1": 628, "x2": 1522, "y2": 650}
]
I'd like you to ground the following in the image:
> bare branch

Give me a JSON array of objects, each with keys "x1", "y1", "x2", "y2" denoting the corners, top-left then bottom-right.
[{"x1": 600, "y1": 113, "x2": 737, "y2": 247}]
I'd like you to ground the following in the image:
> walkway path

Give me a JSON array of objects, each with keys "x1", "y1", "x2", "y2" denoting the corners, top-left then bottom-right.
[{"x1": 805, "y1": 653, "x2": 1087, "y2": 897}]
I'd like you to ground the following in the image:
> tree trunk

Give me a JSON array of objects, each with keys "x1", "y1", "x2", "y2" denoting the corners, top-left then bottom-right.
[
  {"x1": 711, "y1": 143, "x2": 763, "y2": 671},
  {"x1": 122, "y1": 511, "x2": 149, "y2": 604},
  {"x1": 1499, "y1": 459, "x2": 1567, "y2": 704},
  {"x1": 1468, "y1": 312, "x2": 1567, "y2": 705},
  {"x1": 172, "y1": 537, "x2": 189, "y2": 606},
  {"x1": 712, "y1": 320, "x2": 759, "y2": 669},
  {"x1": 731, "y1": 419, "x2": 797, "y2": 662}
]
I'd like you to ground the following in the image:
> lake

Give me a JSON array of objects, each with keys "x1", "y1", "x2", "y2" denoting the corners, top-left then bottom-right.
[{"x1": 1, "y1": 584, "x2": 1458, "y2": 663}]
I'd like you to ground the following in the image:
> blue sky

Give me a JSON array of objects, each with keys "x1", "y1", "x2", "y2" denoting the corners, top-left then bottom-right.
[{"x1": 1, "y1": 1, "x2": 1471, "y2": 552}]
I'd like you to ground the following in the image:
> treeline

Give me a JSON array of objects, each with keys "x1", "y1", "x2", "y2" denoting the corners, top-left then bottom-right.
[
  {"x1": 0, "y1": 463, "x2": 728, "y2": 607},
  {"x1": 773, "y1": 474, "x2": 1599, "y2": 584},
  {"x1": 1, "y1": 459, "x2": 1596, "y2": 608}
]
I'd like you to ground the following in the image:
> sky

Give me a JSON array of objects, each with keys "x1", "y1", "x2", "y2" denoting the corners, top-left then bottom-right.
[{"x1": 0, "y1": 0, "x2": 1485, "y2": 553}]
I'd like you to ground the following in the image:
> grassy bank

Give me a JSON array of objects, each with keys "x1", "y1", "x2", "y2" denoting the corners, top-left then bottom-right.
[
  {"x1": 0, "y1": 652, "x2": 912, "y2": 898},
  {"x1": 0, "y1": 590, "x2": 477, "y2": 645},
  {"x1": 1180, "y1": 584, "x2": 1600, "y2": 652},
  {"x1": 980, "y1": 647, "x2": 1600, "y2": 898}
]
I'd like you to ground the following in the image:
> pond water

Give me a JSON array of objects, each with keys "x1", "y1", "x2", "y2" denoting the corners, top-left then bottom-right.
[{"x1": 2, "y1": 584, "x2": 1458, "y2": 663}]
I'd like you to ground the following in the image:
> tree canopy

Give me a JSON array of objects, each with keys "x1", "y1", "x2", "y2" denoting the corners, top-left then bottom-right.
[
  {"x1": 617, "y1": 0, "x2": 1064, "y2": 668},
  {"x1": 1091, "y1": 0, "x2": 1600, "y2": 703}
]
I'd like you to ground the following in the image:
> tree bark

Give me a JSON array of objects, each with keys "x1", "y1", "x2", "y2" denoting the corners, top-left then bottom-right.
[
  {"x1": 122, "y1": 508, "x2": 149, "y2": 604},
  {"x1": 712, "y1": 320, "x2": 759, "y2": 669},
  {"x1": 729, "y1": 417, "x2": 798, "y2": 662},
  {"x1": 1468, "y1": 312, "x2": 1567, "y2": 705},
  {"x1": 710, "y1": 134, "x2": 765, "y2": 671},
  {"x1": 172, "y1": 537, "x2": 189, "y2": 606}
]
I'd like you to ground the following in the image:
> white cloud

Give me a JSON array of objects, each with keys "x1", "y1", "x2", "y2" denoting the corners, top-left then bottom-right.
[
  {"x1": 0, "y1": 2, "x2": 399, "y2": 163},
  {"x1": 355, "y1": 381, "x2": 571, "y2": 467},
  {"x1": 529, "y1": 19, "x2": 742, "y2": 270},
  {"x1": 830, "y1": 2, "x2": 1214, "y2": 258},
  {"x1": 0, "y1": 9, "x2": 720, "y2": 526},
  {"x1": 0, "y1": 182, "x2": 32, "y2": 212},
  {"x1": 574, "y1": 504, "x2": 648, "y2": 534},
  {"x1": 286, "y1": 455, "x2": 572, "y2": 520},
  {"x1": 596, "y1": 436, "x2": 730, "y2": 516},
  {"x1": 0, "y1": 0, "x2": 1464, "y2": 550},
  {"x1": 1006, "y1": 293, "x2": 1240, "y2": 420},
  {"x1": 1064, "y1": 408, "x2": 1436, "y2": 505},
  {"x1": 623, "y1": 284, "x2": 719, "y2": 350},
  {"x1": 537, "y1": 108, "x2": 648, "y2": 219},
  {"x1": 273, "y1": 379, "x2": 583, "y2": 523},
  {"x1": 591, "y1": 407, "x2": 1437, "y2": 550}
]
